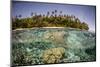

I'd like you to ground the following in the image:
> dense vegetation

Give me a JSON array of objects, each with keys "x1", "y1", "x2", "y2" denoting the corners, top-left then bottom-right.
[{"x1": 12, "y1": 10, "x2": 89, "y2": 30}]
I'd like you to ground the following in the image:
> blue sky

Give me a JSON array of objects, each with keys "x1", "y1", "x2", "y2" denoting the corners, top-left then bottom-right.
[{"x1": 12, "y1": 1, "x2": 96, "y2": 31}]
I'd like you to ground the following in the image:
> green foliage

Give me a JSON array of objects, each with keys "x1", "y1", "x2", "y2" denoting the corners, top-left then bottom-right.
[{"x1": 12, "y1": 10, "x2": 89, "y2": 30}]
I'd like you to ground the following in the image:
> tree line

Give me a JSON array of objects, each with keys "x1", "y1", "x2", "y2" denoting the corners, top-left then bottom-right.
[{"x1": 12, "y1": 10, "x2": 89, "y2": 30}]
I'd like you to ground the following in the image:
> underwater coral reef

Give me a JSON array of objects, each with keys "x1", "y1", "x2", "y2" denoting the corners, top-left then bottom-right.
[{"x1": 11, "y1": 28, "x2": 96, "y2": 66}]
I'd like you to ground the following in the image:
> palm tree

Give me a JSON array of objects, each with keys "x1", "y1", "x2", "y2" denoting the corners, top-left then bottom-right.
[
  {"x1": 71, "y1": 15, "x2": 74, "y2": 21},
  {"x1": 73, "y1": 15, "x2": 76, "y2": 21},
  {"x1": 60, "y1": 11, "x2": 62, "y2": 16},
  {"x1": 15, "y1": 15, "x2": 18, "y2": 19},
  {"x1": 59, "y1": 11, "x2": 63, "y2": 19},
  {"x1": 18, "y1": 14, "x2": 22, "y2": 18},
  {"x1": 34, "y1": 12, "x2": 37, "y2": 16},
  {"x1": 51, "y1": 11, "x2": 54, "y2": 17},
  {"x1": 76, "y1": 18, "x2": 80, "y2": 22},
  {"x1": 64, "y1": 14, "x2": 66, "y2": 17},
  {"x1": 54, "y1": 10, "x2": 57, "y2": 17},
  {"x1": 47, "y1": 11, "x2": 50, "y2": 17},
  {"x1": 50, "y1": 15, "x2": 53, "y2": 17},
  {"x1": 43, "y1": 14, "x2": 45, "y2": 17},
  {"x1": 31, "y1": 12, "x2": 34, "y2": 17},
  {"x1": 55, "y1": 10, "x2": 57, "y2": 13}
]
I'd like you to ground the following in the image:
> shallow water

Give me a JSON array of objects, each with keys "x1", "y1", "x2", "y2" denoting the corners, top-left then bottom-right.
[{"x1": 12, "y1": 28, "x2": 96, "y2": 66}]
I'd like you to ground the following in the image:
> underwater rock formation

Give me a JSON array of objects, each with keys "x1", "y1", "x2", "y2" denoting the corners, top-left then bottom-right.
[{"x1": 42, "y1": 47, "x2": 65, "y2": 63}]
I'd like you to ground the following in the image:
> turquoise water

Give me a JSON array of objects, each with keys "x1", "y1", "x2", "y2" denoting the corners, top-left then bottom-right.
[{"x1": 12, "y1": 28, "x2": 96, "y2": 66}]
